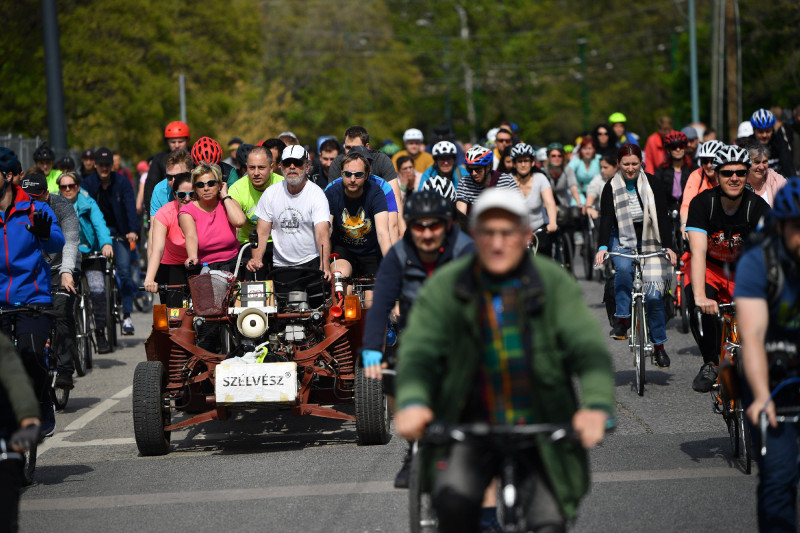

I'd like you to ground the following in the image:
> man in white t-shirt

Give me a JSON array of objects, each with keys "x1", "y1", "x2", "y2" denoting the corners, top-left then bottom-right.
[{"x1": 246, "y1": 145, "x2": 331, "y2": 280}]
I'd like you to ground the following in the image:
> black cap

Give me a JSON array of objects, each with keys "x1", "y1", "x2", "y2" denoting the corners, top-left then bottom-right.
[
  {"x1": 56, "y1": 156, "x2": 76, "y2": 171},
  {"x1": 81, "y1": 149, "x2": 94, "y2": 159},
  {"x1": 348, "y1": 145, "x2": 375, "y2": 160},
  {"x1": 228, "y1": 137, "x2": 243, "y2": 146},
  {"x1": 20, "y1": 173, "x2": 48, "y2": 197},
  {"x1": 94, "y1": 147, "x2": 114, "y2": 165}
]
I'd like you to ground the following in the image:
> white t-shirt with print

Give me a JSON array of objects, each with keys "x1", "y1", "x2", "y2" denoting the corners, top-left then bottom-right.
[{"x1": 253, "y1": 180, "x2": 331, "y2": 266}]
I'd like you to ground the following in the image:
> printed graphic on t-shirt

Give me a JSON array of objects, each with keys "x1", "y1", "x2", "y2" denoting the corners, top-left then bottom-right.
[
  {"x1": 340, "y1": 207, "x2": 372, "y2": 245},
  {"x1": 278, "y1": 207, "x2": 304, "y2": 234},
  {"x1": 707, "y1": 229, "x2": 743, "y2": 263}
]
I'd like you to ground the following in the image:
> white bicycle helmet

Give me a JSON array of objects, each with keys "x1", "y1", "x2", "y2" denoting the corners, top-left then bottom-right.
[
  {"x1": 432, "y1": 141, "x2": 457, "y2": 158},
  {"x1": 510, "y1": 143, "x2": 535, "y2": 160},
  {"x1": 535, "y1": 147, "x2": 548, "y2": 162},
  {"x1": 713, "y1": 144, "x2": 750, "y2": 170},
  {"x1": 696, "y1": 140, "x2": 725, "y2": 159}
]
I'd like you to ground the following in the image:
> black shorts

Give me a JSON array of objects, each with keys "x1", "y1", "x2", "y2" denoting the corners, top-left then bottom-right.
[{"x1": 331, "y1": 245, "x2": 381, "y2": 277}]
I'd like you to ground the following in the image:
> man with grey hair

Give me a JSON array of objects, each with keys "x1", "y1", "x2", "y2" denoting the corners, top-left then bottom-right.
[{"x1": 246, "y1": 145, "x2": 331, "y2": 280}]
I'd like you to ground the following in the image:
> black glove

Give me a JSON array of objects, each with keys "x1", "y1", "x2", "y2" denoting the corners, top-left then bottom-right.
[
  {"x1": 26, "y1": 211, "x2": 52, "y2": 241},
  {"x1": 10, "y1": 424, "x2": 41, "y2": 451}
]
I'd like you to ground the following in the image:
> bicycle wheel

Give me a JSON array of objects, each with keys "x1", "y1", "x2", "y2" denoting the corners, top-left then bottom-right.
[
  {"x1": 53, "y1": 386, "x2": 69, "y2": 411},
  {"x1": 634, "y1": 298, "x2": 645, "y2": 396},
  {"x1": 408, "y1": 443, "x2": 436, "y2": 533},
  {"x1": 735, "y1": 399, "x2": 752, "y2": 474},
  {"x1": 678, "y1": 279, "x2": 690, "y2": 334},
  {"x1": 22, "y1": 444, "x2": 37, "y2": 486},
  {"x1": 74, "y1": 294, "x2": 88, "y2": 377},
  {"x1": 582, "y1": 228, "x2": 595, "y2": 281},
  {"x1": 560, "y1": 232, "x2": 574, "y2": 274}
]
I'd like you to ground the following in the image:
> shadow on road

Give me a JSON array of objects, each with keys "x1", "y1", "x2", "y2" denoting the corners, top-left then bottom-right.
[
  {"x1": 27, "y1": 463, "x2": 95, "y2": 487},
  {"x1": 615, "y1": 369, "x2": 674, "y2": 391}
]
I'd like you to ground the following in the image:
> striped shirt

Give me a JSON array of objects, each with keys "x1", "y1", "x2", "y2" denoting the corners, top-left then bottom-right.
[{"x1": 456, "y1": 172, "x2": 520, "y2": 207}]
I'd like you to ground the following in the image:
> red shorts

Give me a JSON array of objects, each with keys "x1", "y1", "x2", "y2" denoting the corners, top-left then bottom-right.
[{"x1": 683, "y1": 257, "x2": 735, "y2": 303}]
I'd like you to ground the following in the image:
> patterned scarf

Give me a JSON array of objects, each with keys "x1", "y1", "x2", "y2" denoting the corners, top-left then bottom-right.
[{"x1": 611, "y1": 169, "x2": 671, "y2": 295}]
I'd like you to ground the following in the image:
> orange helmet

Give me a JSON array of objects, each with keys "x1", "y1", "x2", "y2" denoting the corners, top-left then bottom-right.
[
  {"x1": 164, "y1": 121, "x2": 190, "y2": 139},
  {"x1": 191, "y1": 137, "x2": 222, "y2": 165}
]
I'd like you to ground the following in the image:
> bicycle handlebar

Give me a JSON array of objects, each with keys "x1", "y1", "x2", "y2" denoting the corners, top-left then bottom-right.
[
  {"x1": 0, "y1": 439, "x2": 22, "y2": 462},
  {"x1": 137, "y1": 284, "x2": 188, "y2": 292},
  {"x1": 604, "y1": 249, "x2": 670, "y2": 261},
  {"x1": 421, "y1": 421, "x2": 574, "y2": 446},
  {"x1": 694, "y1": 302, "x2": 736, "y2": 337}
]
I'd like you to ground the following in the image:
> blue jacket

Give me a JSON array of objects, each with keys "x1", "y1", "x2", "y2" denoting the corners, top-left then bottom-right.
[
  {"x1": 1, "y1": 186, "x2": 65, "y2": 305},
  {"x1": 362, "y1": 223, "x2": 474, "y2": 352},
  {"x1": 72, "y1": 190, "x2": 113, "y2": 253},
  {"x1": 81, "y1": 171, "x2": 139, "y2": 236}
]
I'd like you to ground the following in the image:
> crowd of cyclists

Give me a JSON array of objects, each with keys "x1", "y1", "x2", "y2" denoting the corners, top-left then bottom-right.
[{"x1": 1, "y1": 104, "x2": 800, "y2": 531}]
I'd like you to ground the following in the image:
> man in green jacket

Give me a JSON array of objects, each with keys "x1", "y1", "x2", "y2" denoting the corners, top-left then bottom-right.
[{"x1": 395, "y1": 187, "x2": 615, "y2": 532}]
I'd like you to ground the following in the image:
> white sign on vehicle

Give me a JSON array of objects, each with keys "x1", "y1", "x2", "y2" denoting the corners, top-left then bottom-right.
[{"x1": 215, "y1": 362, "x2": 297, "y2": 404}]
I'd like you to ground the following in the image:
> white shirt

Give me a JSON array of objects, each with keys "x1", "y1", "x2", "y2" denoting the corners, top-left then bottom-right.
[{"x1": 253, "y1": 180, "x2": 330, "y2": 266}]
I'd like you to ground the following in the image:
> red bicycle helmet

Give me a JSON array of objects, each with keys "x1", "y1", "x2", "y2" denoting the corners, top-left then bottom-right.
[
  {"x1": 191, "y1": 136, "x2": 222, "y2": 165},
  {"x1": 164, "y1": 121, "x2": 190, "y2": 139},
  {"x1": 664, "y1": 131, "x2": 688, "y2": 148}
]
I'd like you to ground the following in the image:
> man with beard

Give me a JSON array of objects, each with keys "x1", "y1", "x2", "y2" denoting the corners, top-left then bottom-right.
[
  {"x1": 246, "y1": 146, "x2": 331, "y2": 281},
  {"x1": 685, "y1": 145, "x2": 770, "y2": 393}
]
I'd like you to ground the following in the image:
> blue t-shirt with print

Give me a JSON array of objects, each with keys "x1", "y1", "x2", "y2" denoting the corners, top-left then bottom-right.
[
  {"x1": 326, "y1": 174, "x2": 397, "y2": 212},
  {"x1": 325, "y1": 180, "x2": 388, "y2": 255}
]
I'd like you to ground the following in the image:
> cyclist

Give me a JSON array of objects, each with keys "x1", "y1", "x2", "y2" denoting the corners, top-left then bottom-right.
[
  {"x1": 0, "y1": 332, "x2": 41, "y2": 532},
  {"x1": 0, "y1": 147, "x2": 65, "y2": 438},
  {"x1": 609, "y1": 112, "x2": 640, "y2": 146},
  {"x1": 655, "y1": 131, "x2": 696, "y2": 211},
  {"x1": 455, "y1": 146, "x2": 519, "y2": 216},
  {"x1": 750, "y1": 109, "x2": 796, "y2": 178},
  {"x1": 542, "y1": 143, "x2": 582, "y2": 209},
  {"x1": 593, "y1": 144, "x2": 676, "y2": 368},
  {"x1": 736, "y1": 180, "x2": 800, "y2": 532},
  {"x1": 395, "y1": 188, "x2": 614, "y2": 533},
  {"x1": 391, "y1": 128, "x2": 434, "y2": 174},
  {"x1": 20, "y1": 174, "x2": 81, "y2": 391},
  {"x1": 740, "y1": 139, "x2": 787, "y2": 206},
  {"x1": 591, "y1": 124, "x2": 619, "y2": 161},
  {"x1": 685, "y1": 145, "x2": 770, "y2": 393},
  {"x1": 680, "y1": 140, "x2": 725, "y2": 239},
  {"x1": 569, "y1": 137, "x2": 601, "y2": 198},
  {"x1": 585, "y1": 154, "x2": 619, "y2": 220},
  {"x1": 417, "y1": 141, "x2": 467, "y2": 202},
  {"x1": 57, "y1": 171, "x2": 115, "y2": 354},
  {"x1": 142, "y1": 121, "x2": 190, "y2": 214},
  {"x1": 82, "y1": 147, "x2": 140, "y2": 336},
  {"x1": 361, "y1": 191, "x2": 474, "y2": 487},
  {"x1": 507, "y1": 143, "x2": 558, "y2": 255},
  {"x1": 32, "y1": 142, "x2": 62, "y2": 194}
]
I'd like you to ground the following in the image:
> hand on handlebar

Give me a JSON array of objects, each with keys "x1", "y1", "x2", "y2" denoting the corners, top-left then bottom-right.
[
  {"x1": 185, "y1": 257, "x2": 198, "y2": 269},
  {"x1": 126, "y1": 232, "x2": 138, "y2": 243},
  {"x1": 101, "y1": 243, "x2": 114, "y2": 258},
  {"x1": 694, "y1": 296, "x2": 719, "y2": 315},
  {"x1": 748, "y1": 395, "x2": 776, "y2": 427},
  {"x1": 10, "y1": 421, "x2": 41, "y2": 452},
  {"x1": 572, "y1": 408, "x2": 609, "y2": 448},
  {"x1": 594, "y1": 250, "x2": 608, "y2": 267},
  {"x1": 61, "y1": 272, "x2": 77, "y2": 294},
  {"x1": 546, "y1": 221, "x2": 558, "y2": 233},
  {"x1": 665, "y1": 248, "x2": 677, "y2": 267},
  {"x1": 246, "y1": 258, "x2": 263, "y2": 272},
  {"x1": 395, "y1": 405, "x2": 434, "y2": 441},
  {"x1": 143, "y1": 279, "x2": 159, "y2": 293}
]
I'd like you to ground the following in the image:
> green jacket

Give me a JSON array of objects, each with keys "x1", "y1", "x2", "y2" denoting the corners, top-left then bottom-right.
[{"x1": 396, "y1": 252, "x2": 615, "y2": 519}]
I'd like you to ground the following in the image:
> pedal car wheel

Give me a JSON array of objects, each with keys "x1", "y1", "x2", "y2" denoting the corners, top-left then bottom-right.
[
  {"x1": 22, "y1": 444, "x2": 37, "y2": 486},
  {"x1": 354, "y1": 367, "x2": 391, "y2": 445},
  {"x1": 133, "y1": 361, "x2": 171, "y2": 456}
]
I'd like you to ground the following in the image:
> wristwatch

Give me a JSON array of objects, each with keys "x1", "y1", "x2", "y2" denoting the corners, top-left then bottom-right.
[{"x1": 221, "y1": 195, "x2": 233, "y2": 203}]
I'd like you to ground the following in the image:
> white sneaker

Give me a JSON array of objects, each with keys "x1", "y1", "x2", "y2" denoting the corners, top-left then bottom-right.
[{"x1": 122, "y1": 317, "x2": 134, "y2": 335}]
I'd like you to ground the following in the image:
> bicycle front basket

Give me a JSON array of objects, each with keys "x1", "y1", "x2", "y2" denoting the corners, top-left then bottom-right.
[{"x1": 188, "y1": 272, "x2": 235, "y2": 316}]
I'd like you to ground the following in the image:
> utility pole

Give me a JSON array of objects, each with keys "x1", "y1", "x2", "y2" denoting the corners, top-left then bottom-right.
[
  {"x1": 710, "y1": 0, "x2": 725, "y2": 137},
  {"x1": 455, "y1": 3, "x2": 476, "y2": 144},
  {"x1": 688, "y1": 0, "x2": 700, "y2": 123},
  {"x1": 179, "y1": 73, "x2": 187, "y2": 125},
  {"x1": 41, "y1": 0, "x2": 67, "y2": 151},
  {"x1": 578, "y1": 37, "x2": 589, "y2": 132},
  {"x1": 725, "y1": 0, "x2": 739, "y2": 141}
]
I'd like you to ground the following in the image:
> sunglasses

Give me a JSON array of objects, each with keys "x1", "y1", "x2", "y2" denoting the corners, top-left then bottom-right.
[
  {"x1": 700, "y1": 158, "x2": 715, "y2": 165},
  {"x1": 411, "y1": 220, "x2": 445, "y2": 232},
  {"x1": 596, "y1": 131, "x2": 609, "y2": 136},
  {"x1": 281, "y1": 158, "x2": 305, "y2": 168},
  {"x1": 175, "y1": 191, "x2": 195, "y2": 200},
  {"x1": 719, "y1": 169, "x2": 748, "y2": 178},
  {"x1": 496, "y1": 138, "x2": 512, "y2": 144},
  {"x1": 194, "y1": 179, "x2": 219, "y2": 189},
  {"x1": 466, "y1": 166, "x2": 486, "y2": 174},
  {"x1": 549, "y1": 154, "x2": 564, "y2": 159},
  {"x1": 166, "y1": 171, "x2": 192, "y2": 181},
  {"x1": 342, "y1": 170, "x2": 366, "y2": 178},
  {"x1": 667, "y1": 143, "x2": 686, "y2": 150},
  {"x1": 59, "y1": 183, "x2": 78, "y2": 191}
]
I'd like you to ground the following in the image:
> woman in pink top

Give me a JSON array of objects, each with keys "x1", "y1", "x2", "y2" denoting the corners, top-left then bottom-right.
[
  {"x1": 143, "y1": 171, "x2": 194, "y2": 306},
  {"x1": 743, "y1": 140, "x2": 786, "y2": 206},
  {"x1": 179, "y1": 163, "x2": 245, "y2": 272}
]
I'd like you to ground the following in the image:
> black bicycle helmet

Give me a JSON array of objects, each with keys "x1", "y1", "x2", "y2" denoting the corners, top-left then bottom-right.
[
  {"x1": 403, "y1": 190, "x2": 452, "y2": 223},
  {"x1": 56, "y1": 155, "x2": 76, "y2": 171},
  {"x1": 33, "y1": 142, "x2": 55, "y2": 162},
  {"x1": 0, "y1": 147, "x2": 21, "y2": 175},
  {"x1": 236, "y1": 143, "x2": 256, "y2": 169}
]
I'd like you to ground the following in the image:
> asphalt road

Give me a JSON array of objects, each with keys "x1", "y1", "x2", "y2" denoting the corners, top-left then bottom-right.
[{"x1": 19, "y1": 263, "x2": 762, "y2": 532}]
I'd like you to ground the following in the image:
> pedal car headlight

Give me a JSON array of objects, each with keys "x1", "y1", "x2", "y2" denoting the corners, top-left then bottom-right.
[{"x1": 237, "y1": 308, "x2": 269, "y2": 338}]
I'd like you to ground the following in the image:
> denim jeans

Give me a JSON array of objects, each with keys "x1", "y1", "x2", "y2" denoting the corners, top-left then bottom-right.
[
  {"x1": 112, "y1": 239, "x2": 134, "y2": 315},
  {"x1": 610, "y1": 232, "x2": 667, "y2": 345}
]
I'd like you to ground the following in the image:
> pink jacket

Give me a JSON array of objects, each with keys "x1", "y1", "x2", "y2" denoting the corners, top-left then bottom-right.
[{"x1": 748, "y1": 168, "x2": 786, "y2": 207}]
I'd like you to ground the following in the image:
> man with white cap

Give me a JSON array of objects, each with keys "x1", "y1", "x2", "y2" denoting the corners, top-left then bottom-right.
[
  {"x1": 394, "y1": 187, "x2": 614, "y2": 533},
  {"x1": 392, "y1": 128, "x2": 434, "y2": 174},
  {"x1": 246, "y1": 145, "x2": 331, "y2": 280}
]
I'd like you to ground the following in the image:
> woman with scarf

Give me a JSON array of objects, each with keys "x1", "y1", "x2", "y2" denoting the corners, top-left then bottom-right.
[{"x1": 594, "y1": 144, "x2": 677, "y2": 368}]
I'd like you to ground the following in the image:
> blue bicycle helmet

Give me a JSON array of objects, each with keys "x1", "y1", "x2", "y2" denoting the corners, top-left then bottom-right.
[
  {"x1": 0, "y1": 147, "x2": 20, "y2": 175},
  {"x1": 750, "y1": 109, "x2": 776, "y2": 130},
  {"x1": 465, "y1": 146, "x2": 493, "y2": 167},
  {"x1": 772, "y1": 179, "x2": 800, "y2": 220}
]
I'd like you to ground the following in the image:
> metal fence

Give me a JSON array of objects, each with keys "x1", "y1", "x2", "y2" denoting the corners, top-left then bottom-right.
[{"x1": 0, "y1": 133, "x2": 83, "y2": 169}]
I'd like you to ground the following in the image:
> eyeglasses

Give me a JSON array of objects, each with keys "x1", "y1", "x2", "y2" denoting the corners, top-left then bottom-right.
[
  {"x1": 466, "y1": 166, "x2": 486, "y2": 174},
  {"x1": 719, "y1": 169, "x2": 748, "y2": 178},
  {"x1": 281, "y1": 158, "x2": 305, "y2": 168},
  {"x1": 59, "y1": 183, "x2": 77, "y2": 191},
  {"x1": 495, "y1": 138, "x2": 512, "y2": 144},
  {"x1": 175, "y1": 191, "x2": 195, "y2": 200},
  {"x1": 166, "y1": 171, "x2": 191, "y2": 181},
  {"x1": 411, "y1": 220, "x2": 445, "y2": 232},
  {"x1": 194, "y1": 179, "x2": 219, "y2": 189},
  {"x1": 700, "y1": 158, "x2": 715, "y2": 165},
  {"x1": 514, "y1": 158, "x2": 532, "y2": 164},
  {"x1": 342, "y1": 170, "x2": 366, "y2": 179},
  {"x1": 549, "y1": 154, "x2": 564, "y2": 159},
  {"x1": 475, "y1": 227, "x2": 522, "y2": 240},
  {"x1": 596, "y1": 131, "x2": 609, "y2": 136}
]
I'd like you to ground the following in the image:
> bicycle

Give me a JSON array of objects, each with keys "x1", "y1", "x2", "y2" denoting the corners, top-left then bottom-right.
[
  {"x1": 758, "y1": 377, "x2": 800, "y2": 457},
  {"x1": 408, "y1": 421, "x2": 573, "y2": 533},
  {"x1": 581, "y1": 213, "x2": 598, "y2": 281},
  {"x1": 0, "y1": 304, "x2": 57, "y2": 484},
  {"x1": 697, "y1": 302, "x2": 751, "y2": 473},
  {"x1": 603, "y1": 249, "x2": 670, "y2": 396},
  {"x1": 73, "y1": 270, "x2": 95, "y2": 376},
  {"x1": 84, "y1": 250, "x2": 123, "y2": 349}
]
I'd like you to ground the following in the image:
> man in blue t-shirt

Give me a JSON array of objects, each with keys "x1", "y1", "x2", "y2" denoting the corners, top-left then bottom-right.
[
  {"x1": 735, "y1": 180, "x2": 800, "y2": 532},
  {"x1": 325, "y1": 150, "x2": 392, "y2": 280}
]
